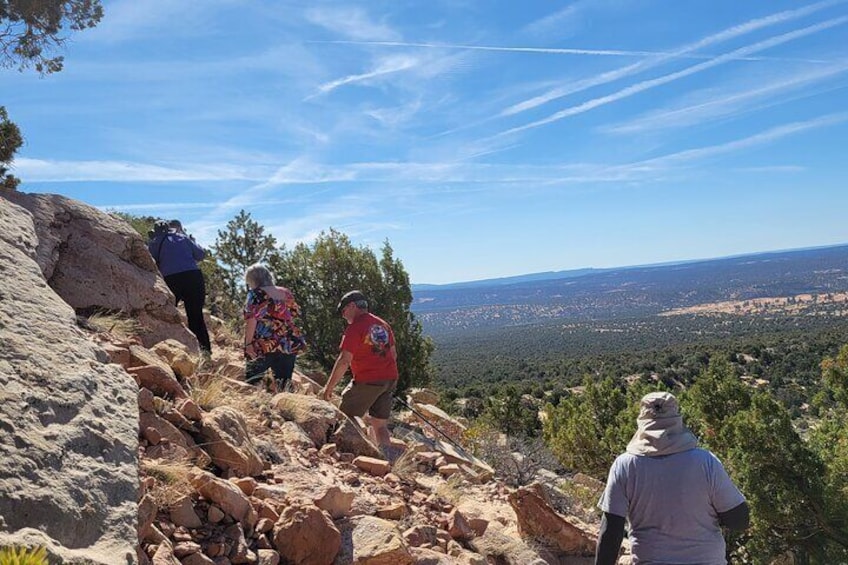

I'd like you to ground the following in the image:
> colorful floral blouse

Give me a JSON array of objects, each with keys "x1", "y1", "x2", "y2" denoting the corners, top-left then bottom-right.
[{"x1": 243, "y1": 287, "x2": 307, "y2": 356}]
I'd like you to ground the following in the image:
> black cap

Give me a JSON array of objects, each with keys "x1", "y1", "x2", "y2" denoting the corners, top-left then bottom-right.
[{"x1": 337, "y1": 290, "x2": 367, "y2": 313}]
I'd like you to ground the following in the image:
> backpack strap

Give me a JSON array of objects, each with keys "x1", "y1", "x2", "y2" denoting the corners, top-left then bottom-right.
[{"x1": 154, "y1": 234, "x2": 167, "y2": 267}]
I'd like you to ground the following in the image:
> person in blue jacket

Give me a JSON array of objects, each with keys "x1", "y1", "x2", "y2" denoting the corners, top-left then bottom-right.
[{"x1": 148, "y1": 219, "x2": 212, "y2": 353}]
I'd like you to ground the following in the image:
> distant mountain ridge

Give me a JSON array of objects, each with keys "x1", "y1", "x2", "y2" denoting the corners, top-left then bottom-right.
[
  {"x1": 412, "y1": 268, "x2": 601, "y2": 291},
  {"x1": 411, "y1": 243, "x2": 848, "y2": 334},
  {"x1": 412, "y1": 243, "x2": 848, "y2": 291}
]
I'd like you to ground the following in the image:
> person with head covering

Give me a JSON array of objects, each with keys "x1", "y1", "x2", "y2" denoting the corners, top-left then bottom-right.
[
  {"x1": 243, "y1": 264, "x2": 306, "y2": 392},
  {"x1": 321, "y1": 290, "x2": 401, "y2": 462},
  {"x1": 595, "y1": 392, "x2": 749, "y2": 565},
  {"x1": 148, "y1": 219, "x2": 211, "y2": 353}
]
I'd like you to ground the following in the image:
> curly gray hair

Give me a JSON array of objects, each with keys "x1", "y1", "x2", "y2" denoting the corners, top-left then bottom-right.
[{"x1": 245, "y1": 263, "x2": 275, "y2": 289}]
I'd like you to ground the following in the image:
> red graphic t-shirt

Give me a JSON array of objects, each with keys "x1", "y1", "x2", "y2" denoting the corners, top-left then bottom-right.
[{"x1": 340, "y1": 312, "x2": 398, "y2": 383}]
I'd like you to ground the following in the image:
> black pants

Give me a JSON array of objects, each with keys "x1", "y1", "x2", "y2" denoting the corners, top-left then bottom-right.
[
  {"x1": 245, "y1": 351, "x2": 296, "y2": 390},
  {"x1": 164, "y1": 269, "x2": 211, "y2": 353}
]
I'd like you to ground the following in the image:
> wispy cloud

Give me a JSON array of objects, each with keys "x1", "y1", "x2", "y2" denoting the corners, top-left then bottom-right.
[
  {"x1": 308, "y1": 54, "x2": 420, "y2": 98},
  {"x1": 14, "y1": 158, "x2": 263, "y2": 183},
  {"x1": 11, "y1": 151, "x2": 769, "y2": 193},
  {"x1": 99, "y1": 201, "x2": 241, "y2": 212},
  {"x1": 309, "y1": 39, "x2": 703, "y2": 58},
  {"x1": 498, "y1": 16, "x2": 848, "y2": 137},
  {"x1": 305, "y1": 6, "x2": 400, "y2": 41},
  {"x1": 309, "y1": 39, "x2": 831, "y2": 64},
  {"x1": 603, "y1": 61, "x2": 848, "y2": 134},
  {"x1": 500, "y1": 0, "x2": 844, "y2": 117},
  {"x1": 625, "y1": 113, "x2": 848, "y2": 169},
  {"x1": 81, "y1": 0, "x2": 211, "y2": 43},
  {"x1": 522, "y1": 4, "x2": 582, "y2": 38},
  {"x1": 734, "y1": 166, "x2": 806, "y2": 173},
  {"x1": 366, "y1": 99, "x2": 423, "y2": 128}
]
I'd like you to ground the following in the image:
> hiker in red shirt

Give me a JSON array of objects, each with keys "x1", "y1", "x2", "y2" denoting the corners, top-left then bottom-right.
[{"x1": 322, "y1": 290, "x2": 400, "y2": 460}]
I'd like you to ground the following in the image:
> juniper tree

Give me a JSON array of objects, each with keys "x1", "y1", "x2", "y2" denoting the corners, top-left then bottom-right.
[
  {"x1": 683, "y1": 358, "x2": 848, "y2": 564},
  {"x1": 1, "y1": 1, "x2": 105, "y2": 189},
  {"x1": 270, "y1": 229, "x2": 433, "y2": 392},
  {"x1": 0, "y1": 0, "x2": 103, "y2": 74},
  {"x1": 543, "y1": 377, "x2": 647, "y2": 478},
  {"x1": 212, "y1": 209, "x2": 279, "y2": 311},
  {"x1": 0, "y1": 106, "x2": 22, "y2": 190}
]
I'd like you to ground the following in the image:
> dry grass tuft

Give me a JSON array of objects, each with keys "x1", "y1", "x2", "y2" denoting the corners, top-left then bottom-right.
[
  {"x1": 552, "y1": 478, "x2": 603, "y2": 523},
  {"x1": 0, "y1": 546, "x2": 48, "y2": 565},
  {"x1": 87, "y1": 311, "x2": 142, "y2": 339},
  {"x1": 141, "y1": 459, "x2": 195, "y2": 509},
  {"x1": 189, "y1": 370, "x2": 273, "y2": 437},
  {"x1": 436, "y1": 473, "x2": 466, "y2": 505},
  {"x1": 235, "y1": 393, "x2": 276, "y2": 437},
  {"x1": 388, "y1": 448, "x2": 418, "y2": 481},
  {"x1": 190, "y1": 373, "x2": 229, "y2": 412},
  {"x1": 152, "y1": 396, "x2": 172, "y2": 415}
]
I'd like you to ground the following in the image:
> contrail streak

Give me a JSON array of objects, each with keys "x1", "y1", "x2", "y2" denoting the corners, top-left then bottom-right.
[
  {"x1": 307, "y1": 39, "x2": 827, "y2": 63},
  {"x1": 498, "y1": 16, "x2": 848, "y2": 137}
]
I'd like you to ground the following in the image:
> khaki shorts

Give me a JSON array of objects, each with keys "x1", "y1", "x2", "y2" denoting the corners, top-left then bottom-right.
[{"x1": 339, "y1": 380, "x2": 397, "y2": 420}]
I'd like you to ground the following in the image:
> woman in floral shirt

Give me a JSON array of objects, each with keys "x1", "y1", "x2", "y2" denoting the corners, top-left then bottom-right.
[{"x1": 243, "y1": 264, "x2": 307, "y2": 392}]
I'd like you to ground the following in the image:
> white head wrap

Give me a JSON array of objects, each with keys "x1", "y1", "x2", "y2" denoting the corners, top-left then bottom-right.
[{"x1": 626, "y1": 392, "x2": 699, "y2": 457}]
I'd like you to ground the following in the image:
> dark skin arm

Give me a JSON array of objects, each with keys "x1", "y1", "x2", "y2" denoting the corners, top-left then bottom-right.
[
  {"x1": 594, "y1": 512, "x2": 626, "y2": 565},
  {"x1": 718, "y1": 501, "x2": 750, "y2": 531}
]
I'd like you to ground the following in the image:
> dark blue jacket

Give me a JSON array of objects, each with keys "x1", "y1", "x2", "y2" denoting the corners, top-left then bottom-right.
[{"x1": 148, "y1": 232, "x2": 206, "y2": 277}]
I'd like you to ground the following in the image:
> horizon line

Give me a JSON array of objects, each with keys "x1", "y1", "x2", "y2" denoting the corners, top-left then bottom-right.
[{"x1": 413, "y1": 241, "x2": 848, "y2": 288}]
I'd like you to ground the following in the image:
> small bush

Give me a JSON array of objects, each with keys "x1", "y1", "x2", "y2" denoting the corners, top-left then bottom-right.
[
  {"x1": 435, "y1": 473, "x2": 466, "y2": 505},
  {"x1": 388, "y1": 448, "x2": 418, "y2": 481},
  {"x1": 465, "y1": 422, "x2": 558, "y2": 486},
  {"x1": 189, "y1": 374, "x2": 229, "y2": 411},
  {"x1": 87, "y1": 311, "x2": 142, "y2": 340},
  {"x1": 551, "y1": 479, "x2": 603, "y2": 524},
  {"x1": 0, "y1": 546, "x2": 48, "y2": 565},
  {"x1": 140, "y1": 460, "x2": 194, "y2": 509}
]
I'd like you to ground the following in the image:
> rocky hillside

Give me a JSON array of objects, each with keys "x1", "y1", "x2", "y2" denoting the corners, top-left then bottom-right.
[{"x1": 0, "y1": 191, "x2": 622, "y2": 565}]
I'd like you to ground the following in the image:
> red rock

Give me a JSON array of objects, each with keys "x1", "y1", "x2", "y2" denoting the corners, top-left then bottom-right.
[
  {"x1": 151, "y1": 543, "x2": 180, "y2": 565},
  {"x1": 447, "y1": 508, "x2": 474, "y2": 541},
  {"x1": 353, "y1": 456, "x2": 391, "y2": 477},
  {"x1": 313, "y1": 485, "x2": 354, "y2": 519},
  {"x1": 272, "y1": 504, "x2": 341, "y2": 565},
  {"x1": 231, "y1": 477, "x2": 257, "y2": 496},
  {"x1": 507, "y1": 483, "x2": 596, "y2": 556},
  {"x1": 128, "y1": 364, "x2": 187, "y2": 399},
  {"x1": 173, "y1": 541, "x2": 202, "y2": 558},
  {"x1": 208, "y1": 505, "x2": 226, "y2": 523},
  {"x1": 376, "y1": 502, "x2": 408, "y2": 521},
  {"x1": 139, "y1": 387, "x2": 156, "y2": 412},
  {"x1": 197, "y1": 407, "x2": 264, "y2": 478},
  {"x1": 176, "y1": 397, "x2": 203, "y2": 421},
  {"x1": 256, "y1": 549, "x2": 280, "y2": 565}
]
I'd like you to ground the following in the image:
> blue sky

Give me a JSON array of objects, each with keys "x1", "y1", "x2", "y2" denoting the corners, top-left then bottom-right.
[{"x1": 6, "y1": 0, "x2": 848, "y2": 284}]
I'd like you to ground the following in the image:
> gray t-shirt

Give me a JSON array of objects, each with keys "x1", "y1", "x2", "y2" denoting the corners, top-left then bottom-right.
[{"x1": 598, "y1": 448, "x2": 745, "y2": 565}]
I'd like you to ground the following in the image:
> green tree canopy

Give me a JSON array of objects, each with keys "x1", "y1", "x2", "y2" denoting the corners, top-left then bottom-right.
[
  {"x1": 2, "y1": 1, "x2": 104, "y2": 191},
  {"x1": 270, "y1": 229, "x2": 433, "y2": 392},
  {"x1": 0, "y1": 106, "x2": 22, "y2": 190},
  {"x1": 110, "y1": 212, "x2": 157, "y2": 237},
  {"x1": 682, "y1": 358, "x2": 848, "y2": 563},
  {"x1": 543, "y1": 377, "x2": 647, "y2": 478},
  {"x1": 212, "y1": 209, "x2": 279, "y2": 310},
  {"x1": 808, "y1": 345, "x2": 848, "y2": 559},
  {"x1": 477, "y1": 383, "x2": 542, "y2": 439},
  {"x1": 1, "y1": 0, "x2": 103, "y2": 74},
  {"x1": 540, "y1": 356, "x2": 848, "y2": 562}
]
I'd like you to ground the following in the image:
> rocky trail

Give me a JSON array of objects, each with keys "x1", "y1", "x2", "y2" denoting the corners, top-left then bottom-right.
[{"x1": 0, "y1": 191, "x2": 625, "y2": 564}]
